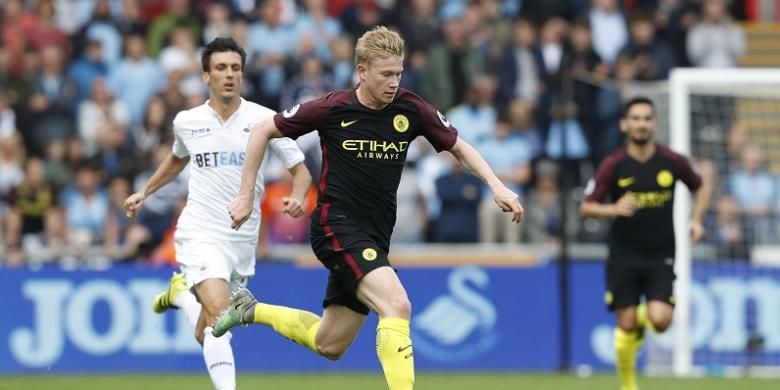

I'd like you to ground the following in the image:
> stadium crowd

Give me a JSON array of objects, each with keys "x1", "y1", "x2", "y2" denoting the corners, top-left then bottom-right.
[{"x1": 0, "y1": 0, "x2": 773, "y2": 267}]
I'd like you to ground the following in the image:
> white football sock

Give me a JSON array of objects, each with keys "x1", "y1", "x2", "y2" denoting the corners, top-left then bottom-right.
[
  {"x1": 174, "y1": 290, "x2": 202, "y2": 328},
  {"x1": 203, "y1": 326, "x2": 236, "y2": 390}
]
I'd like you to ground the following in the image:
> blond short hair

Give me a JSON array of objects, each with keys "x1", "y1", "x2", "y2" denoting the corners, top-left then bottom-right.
[{"x1": 354, "y1": 26, "x2": 405, "y2": 66}]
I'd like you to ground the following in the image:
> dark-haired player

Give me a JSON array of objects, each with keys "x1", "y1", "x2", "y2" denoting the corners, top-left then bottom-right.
[
  {"x1": 581, "y1": 96, "x2": 711, "y2": 390},
  {"x1": 214, "y1": 26, "x2": 523, "y2": 390},
  {"x1": 123, "y1": 37, "x2": 311, "y2": 390}
]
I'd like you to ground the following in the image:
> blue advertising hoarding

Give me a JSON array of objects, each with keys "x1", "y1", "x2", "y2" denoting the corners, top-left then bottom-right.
[
  {"x1": 2, "y1": 260, "x2": 779, "y2": 373},
  {"x1": 0, "y1": 263, "x2": 560, "y2": 373}
]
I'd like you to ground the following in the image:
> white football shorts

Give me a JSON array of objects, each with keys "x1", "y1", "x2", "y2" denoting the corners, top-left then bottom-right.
[{"x1": 174, "y1": 237, "x2": 256, "y2": 292}]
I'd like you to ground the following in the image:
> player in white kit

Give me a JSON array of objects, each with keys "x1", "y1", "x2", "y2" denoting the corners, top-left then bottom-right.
[{"x1": 123, "y1": 38, "x2": 311, "y2": 390}]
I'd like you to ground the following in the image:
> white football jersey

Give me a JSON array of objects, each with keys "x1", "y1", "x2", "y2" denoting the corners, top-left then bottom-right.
[{"x1": 172, "y1": 98, "x2": 304, "y2": 242}]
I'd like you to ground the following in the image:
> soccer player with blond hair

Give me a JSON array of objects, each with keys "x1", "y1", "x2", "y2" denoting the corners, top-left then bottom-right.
[{"x1": 213, "y1": 26, "x2": 523, "y2": 389}]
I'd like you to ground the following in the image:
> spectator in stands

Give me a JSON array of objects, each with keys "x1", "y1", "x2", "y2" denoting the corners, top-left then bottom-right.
[
  {"x1": 93, "y1": 120, "x2": 136, "y2": 179},
  {"x1": 73, "y1": 0, "x2": 124, "y2": 66},
  {"x1": 330, "y1": 36, "x2": 355, "y2": 90},
  {"x1": 506, "y1": 99, "x2": 543, "y2": 159},
  {"x1": 424, "y1": 9, "x2": 486, "y2": 111},
  {"x1": 247, "y1": 0, "x2": 297, "y2": 109},
  {"x1": 340, "y1": 0, "x2": 390, "y2": 39},
  {"x1": 497, "y1": 18, "x2": 544, "y2": 112},
  {"x1": 687, "y1": 0, "x2": 745, "y2": 68},
  {"x1": 0, "y1": 89, "x2": 17, "y2": 138},
  {"x1": 158, "y1": 23, "x2": 204, "y2": 99},
  {"x1": 545, "y1": 100, "x2": 590, "y2": 164},
  {"x1": 5, "y1": 157, "x2": 56, "y2": 261},
  {"x1": 728, "y1": 144, "x2": 776, "y2": 244},
  {"x1": 563, "y1": 18, "x2": 606, "y2": 163},
  {"x1": 0, "y1": 134, "x2": 26, "y2": 213},
  {"x1": 434, "y1": 156, "x2": 483, "y2": 243},
  {"x1": 131, "y1": 94, "x2": 172, "y2": 166},
  {"x1": 294, "y1": 0, "x2": 342, "y2": 64},
  {"x1": 655, "y1": 0, "x2": 698, "y2": 67},
  {"x1": 616, "y1": 12, "x2": 676, "y2": 81},
  {"x1": 446, "y1": 74, "x2": 498, "y2": 147},
  {"x1": 393, "y1": 158, "x2": 428, "y2": 244},
  {"x1": 397, "y1": 0, "x2": 440, "y2": 55},
  {"x1": 78, "y1": 77, "x2": 130, "y2": 156},
  {"x1": 43, "y1": 138, "x2": 73, "y2": 192},
  {"x1": 1, "y1": 0, "x2": 36, "y2": 75},
  {"x1": 524, "y1": 159, "x2": 578, "y2": 243},
  {"x1": 478, "y1": 120, "x2": 533, "y2": 243},
  {"x1": 27, "y1": 44, "x2": 76, "y2": 156},
  {"x1": 28, "y1": 0, "x2": 68, "y2": 52},
  {"x1": 107, "y1": 33, "x2": 165, "y2": 125},
  {"x1": 115, "y1": 0, "x2": 148, "y2": 37},
  {"x1": 59, "y1": 160, "x2": 110, "y2": 251},
  {"x1": 280, "y1": 56, "x2": 334, "y2": 112},
  {"x1": 146, "y1": 0, "x2": 201, "y2": 58},
  {"x1": 715, "y1": 195, "x2": 749, "y2": 260},
  {"x1": 202, "y1": 2, "x2": 233, "y2": 44},
  {"x1": 68, "y1": 39, "x2": 109, "y2": 105},
  {"x1": 587, "y1": 0, "x2": 628, "y2": 67}
]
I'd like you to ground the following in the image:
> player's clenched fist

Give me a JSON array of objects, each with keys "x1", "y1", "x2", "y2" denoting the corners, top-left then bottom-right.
[
  {"x1": 228, "y1": 193, "x2": 254, "y2": 230},
  {"x1": 282, "y1": 196, "x2": 305, "y2": 218},
  {"x1": 123, "y1": 192, "x2": 145, "y2": 218},
  {"x1": 613, "y1": 192, "x2": 638, "y2": 217}
]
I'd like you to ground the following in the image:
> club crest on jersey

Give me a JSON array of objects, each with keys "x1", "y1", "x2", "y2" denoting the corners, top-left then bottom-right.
[
  {"x1": 282, "y1": 104, "x2": 300, "y2": 118},
  {"x1": 242, "y1": 124, "x2": 252, "y2": 134},
  {"x1": 657, "y1": 170, "x2": 673, "y2": 187},
  {"x1": 393, "y1": 114, "x2": 409, "y2": 133},
  {"x1": 436, "y1": 110, "x2": 450, "y2": 127}
]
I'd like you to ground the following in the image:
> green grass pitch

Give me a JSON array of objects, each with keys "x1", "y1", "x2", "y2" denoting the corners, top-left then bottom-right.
[{"x1": 1, "y1": 373, "x2": 778, "y2": 390}]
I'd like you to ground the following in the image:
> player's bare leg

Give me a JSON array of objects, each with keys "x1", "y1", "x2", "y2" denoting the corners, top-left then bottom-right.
[
  {"x1": 193, "y1": 279, "x2": 235, "y2": 390},
  {"x1": 357, "y1": 266, "x2": 414, "y2": 390},
  {"x1": 615, "y1": 306, "x2": 640, "y2": 390},
  {"x1": 646, "y1": 300, "x2": 673, "y2": 333}
]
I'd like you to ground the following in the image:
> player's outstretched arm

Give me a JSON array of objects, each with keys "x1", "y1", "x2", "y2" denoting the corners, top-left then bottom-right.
[
  {"x1": 282, "y1": 162, "x2": 312, "y2": 218},
  {"x1": 229, "y1": 117, "x2": 284, "y2": 229},
  {"x1": 123, "y1": 154, "x2": 189, "y2": 218},
  {"x1": 447, "y1": 137, "x2": 524, "y2": 223}
]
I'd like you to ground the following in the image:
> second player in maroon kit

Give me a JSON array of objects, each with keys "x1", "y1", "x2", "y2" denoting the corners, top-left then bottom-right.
[{"x1": 581, "y1": 96, "x2": 711, "y2": 390}]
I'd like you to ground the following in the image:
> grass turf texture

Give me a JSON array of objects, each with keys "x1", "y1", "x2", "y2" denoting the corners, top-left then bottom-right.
[{"x1": 1, "y1": 373, "x2": 777, "y2": 390}]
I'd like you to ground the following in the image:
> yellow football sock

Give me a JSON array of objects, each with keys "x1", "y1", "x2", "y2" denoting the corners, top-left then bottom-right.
[
  {"x1": 376, "y1": 318, "x2": 415, "y2": 390},
  {"x1": 253, "y1": 303, "x2": 321, "y2": 353},
  {"x1": 636, "y1": 304, "x2": 656, "y2": 335},
  {"x1": 615, "y1": 327, "x2": 640, "y2": 390}
]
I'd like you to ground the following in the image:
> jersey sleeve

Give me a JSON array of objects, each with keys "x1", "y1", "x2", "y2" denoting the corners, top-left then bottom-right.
[
  {"x1": 412, "y1": 96, "x2": 459, "y2": 152},
  {"x1": 673, "y1": 154, "x2": 703, "y2": 192},
  {"x1": 584, "y1": 158, "x2": 616, "y2": 202},
  {"x1": 273, "y1": 94, "x2": 332, "y2": 140},
  {"x1": 268, "y1": 137, "x2": 305, "y2": 169},
  {"x1": 171, "y1": 113, "x2": 189, "y2": 158}
]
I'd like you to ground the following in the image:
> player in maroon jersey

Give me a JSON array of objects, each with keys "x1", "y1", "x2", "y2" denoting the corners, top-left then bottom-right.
[
  {"x1": 581, "y1": 96, "x2": 711, "y2": 390},
  {"x1": 215, "y1": 26, "x2": 523, "y2": 390}
]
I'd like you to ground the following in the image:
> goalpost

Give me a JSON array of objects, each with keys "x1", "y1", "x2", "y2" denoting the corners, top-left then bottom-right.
[{"x1": 666, "y1": 68, "x2": 780, "y2": 377}]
